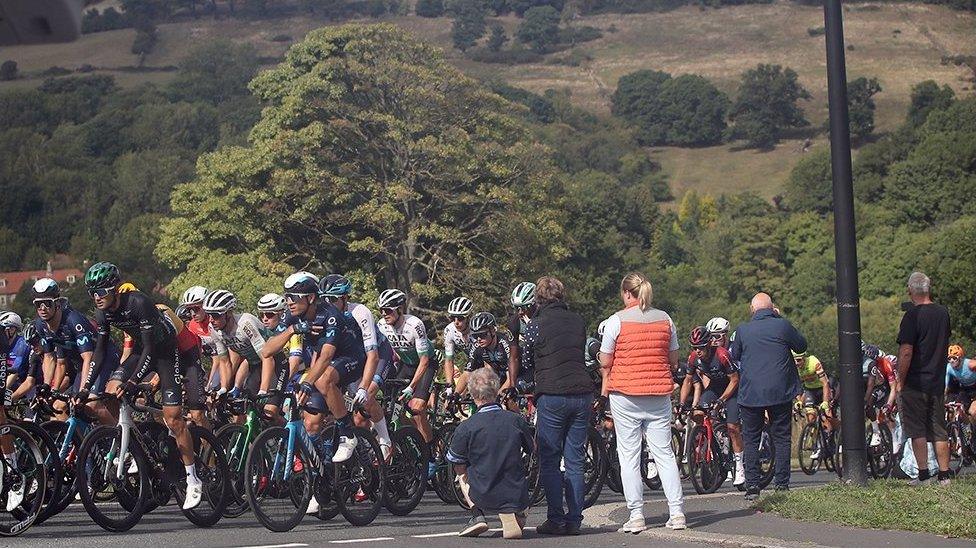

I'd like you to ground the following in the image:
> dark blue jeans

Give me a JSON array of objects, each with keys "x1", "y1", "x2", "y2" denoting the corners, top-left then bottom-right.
[
  {"x1": 535, "y1": 392, "x2": 592, "y2": 526},
  {"x1": 740, "y1": 402, "x2": 792, "y2": 489}
]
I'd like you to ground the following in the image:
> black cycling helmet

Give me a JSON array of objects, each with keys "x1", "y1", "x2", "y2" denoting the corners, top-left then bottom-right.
[
  {"x1": 689, "y1": 326, "x2": 709, "y2": 347},
  {"x1": 470, "y1": 312, "x2": 496, "y2": 334}
]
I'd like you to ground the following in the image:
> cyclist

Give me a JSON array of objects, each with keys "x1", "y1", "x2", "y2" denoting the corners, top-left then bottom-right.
[
  {"x1": 946, "y1": 344, "x2": 976, "y2": 424},
  {"x1": 203, "y1": 289, "x2": 287, "y2": 419},
  {"x1": 862, "y1": 343, "x2": 897, "y2": 447},
  {"x1": 319, "y1": 274, "x2": 394, "y2": 458},
  {"x1": 7, "y1": 322, "x2": 45, "y2": 405},
  {"x1": 84, "y1": 261, "x2": 203, "y2": 510},
  {"x1": 792, "y1": 350, "x2": 833, "y2": 457},
  {"x1": 0, "y1": 318, "x2": 24, "y2": 512},
  {"x1": 705, "y1": 317, "x2": 731, "y2": 349},
  {"x1": 179, "y1": 285, "x2": 225, "y2": 392},
  {"x1": 508, "y1": 282, "x2": 536, "y2": 390},
  {"x1": 681, "y1": 325, "x2": 745, "y2": 488},
  {"x1": 0, "y1": 312, "x2": 27, "y2": 399},
  {"x1": 257, "y1": 292, "x2": 305, "y2": 379},
  {"x1": 377, "y1": 288, "x2": 436, "y2": 471},
  {"x1": 442, "y1": 296, "x2": 473, "y2": 393},
  {"x1": 459, "y1": 312, "x2": 517, "y2": 395},
  {"x1": 263, "y1": 271, "x2": 369, "y2": 463}
]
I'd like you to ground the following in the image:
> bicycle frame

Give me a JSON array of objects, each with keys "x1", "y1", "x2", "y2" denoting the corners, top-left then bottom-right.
[{"x1": 105, "y1": 399, "x2": 141, "y2": 481}]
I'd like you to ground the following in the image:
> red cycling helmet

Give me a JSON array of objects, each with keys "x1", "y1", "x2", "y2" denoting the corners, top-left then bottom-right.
[{"x1": 689, "y1": 326, "x2": 709, "y2": 347}]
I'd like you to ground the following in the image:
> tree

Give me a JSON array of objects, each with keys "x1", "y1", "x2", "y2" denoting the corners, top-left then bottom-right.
[
  {"x1": 157, "y1": 24, "x2": 564, "y2": 314},
  {"x1": 416, "y1": 0, "x2": 445, "y2": 16},
  {"x1": 517, "y1": 6, "x2": 560, "y2": 53},
  {"x1": 451, "y1": 0, "x2": 487, "y2": 51},
  {"x1": 727, "y1": 64, "x2": 811, "y2": 149},
  {"x1": 907, "y1": 80, "x2": 955, "y2": 128},
  {"x1": 167, "y1": 40, "x2": 260, "y2": 104},
  {"x1": 0, "y1": 61, "x2": 18, "y2": 81},
  {"x1": 487, "y1": 22, "x2": 508, "y2": 51},
  {"x1": 847, "y1": 76, "x2": 881, "y2": 142},
  {"x1": 657, "y1": 74, "x2": 728, "y2": 146},
  {"x1": 610, "y1": 69, "x2": 671, "y2": 144},
  {"x1": 784, "y1": 148, "x2": 832, "y2": 213},
  {"x1": 510, "y1": 0, "x2": 563, "y2": 16},
  {"x1": 131, "y1": 24, "x2": 159, "y2": 56}
]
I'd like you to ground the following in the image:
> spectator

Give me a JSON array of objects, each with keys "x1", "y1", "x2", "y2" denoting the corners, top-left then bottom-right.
[
  {"x1": 448, "y1": 367, "x2": 533, "y2": 539},
  {"x1": 522, "y1": 276, "x2": 593, "y2": 536},
  {"x1": 729, "y1": 292, "x2": 806, "y2": 500},
  {"x1": 599, "y1": 272, "x2": 685, "y2": 533},
  {"x1": 896, "y1": 271, "x2": 952, "y2": 485}
]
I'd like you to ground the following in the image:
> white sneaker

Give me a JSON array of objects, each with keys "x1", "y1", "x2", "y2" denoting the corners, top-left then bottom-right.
[
  {"x1": 620, "y1": 516, "x2": 646, "y2": 534},
  {"x1": 870, "y1": 432, "x2": 881, "y2": 447},
  {"x1": 183, "y1": 480, "x2": 203, "y2": 510},
  {"x1": 5, "y1": 473, "x2": 24, "y2": 512},
  {"x1": 666, "y1": 513, "x2": 687, "y2": 530},
  {"x1": 306, "y1": 495, "x2": 320, "y2": 515},
  {"x1": 333, "y1": 436, "x2": 358, "y2": 463},
  {"x1": 646, "y1": 461, "x2": 658, "y2": 479},
  {"x1": 733, "y1": 465, "x2": 745, "y2": 487}
]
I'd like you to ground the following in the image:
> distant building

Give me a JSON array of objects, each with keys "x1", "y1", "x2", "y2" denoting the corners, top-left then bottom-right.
[{"x1": 0, "y1": 261, "x2": 83, "y2": 307}]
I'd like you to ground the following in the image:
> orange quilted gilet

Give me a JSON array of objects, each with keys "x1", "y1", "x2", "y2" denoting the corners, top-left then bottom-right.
[{"x1": 607, "y1": 316, "x2": 674, "y2": 396}]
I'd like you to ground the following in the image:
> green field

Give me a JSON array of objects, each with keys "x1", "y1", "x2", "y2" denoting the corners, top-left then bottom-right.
[{"x1": 1, "y1": 1, "x2": 973, "y2": 199}]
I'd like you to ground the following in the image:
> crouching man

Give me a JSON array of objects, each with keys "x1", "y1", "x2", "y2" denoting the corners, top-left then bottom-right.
[{"x1": 448, "y1": 366, "x2": 534, "y2": 539}]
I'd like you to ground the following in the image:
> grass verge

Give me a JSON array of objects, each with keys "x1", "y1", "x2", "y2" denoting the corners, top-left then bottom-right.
[{"x1": 755, "y1": 476, "x2": 976, "y2": 539}]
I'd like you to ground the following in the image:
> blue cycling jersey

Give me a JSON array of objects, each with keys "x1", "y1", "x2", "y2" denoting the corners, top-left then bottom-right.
[
  {"x1": 282, "y1": 303, "x2": 366, "y2": 365},
  {"x1": 946, "y1": 359, "x2": 976, "y2": 389},
  {"x1": 7, "y1": 335, "x2": 30, "y2": 378}
]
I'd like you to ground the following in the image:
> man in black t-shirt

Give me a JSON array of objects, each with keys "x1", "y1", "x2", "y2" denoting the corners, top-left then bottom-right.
[{"x1": 896, "y1": 271, "x2": 952, "y2": 485}]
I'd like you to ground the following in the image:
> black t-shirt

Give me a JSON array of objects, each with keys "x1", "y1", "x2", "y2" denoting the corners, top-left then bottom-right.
[{"x1": 897, "y1": 302, "x2": 951, "y2": 394}]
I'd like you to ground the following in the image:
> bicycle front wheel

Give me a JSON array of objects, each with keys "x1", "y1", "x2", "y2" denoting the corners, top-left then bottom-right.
[
  {"x1": 689, "y1": 425, "x2": 721, "y2": 495},
  {"x1": 582, "y1": 426, "x2": 606, "y2": 509},
  {"x1": 383, "y1": 426, "x2": 428, "y2": 516},
  {"x1": 75, "y1": 425, "x2": 147, "y2": 532},
  {"x1": 244, "y1": 426, "x2": 313, "y2": 533},
  {"x1": 215, "y1": 423, "x2": 250, "y2": 518},
  {"x1": 335, "y1": 428, "x2": 386, "y2": 526},
  {"x1": 797, "y1": 422, "x2": 821, "y2": 476},
  {"x1": 0, "y1": 423, "x2": 47, "y2": 536},
  {"x1": 18, "y1": 421, "x2": 62, "y2": 525}
]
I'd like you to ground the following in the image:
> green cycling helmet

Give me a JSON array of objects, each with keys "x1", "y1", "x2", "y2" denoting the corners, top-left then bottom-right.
[
  {"x1": 511, "y1": 282, "x2": 536, "y2": 308},
  {"x1": 85, "y1": 261, "x2": 122, "y2": 290}
]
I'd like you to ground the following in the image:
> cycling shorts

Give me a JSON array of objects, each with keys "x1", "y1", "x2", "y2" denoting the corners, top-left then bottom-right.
[
  {"x1": 243, "y1": 354, "x2": 288, "y2": 408},
  {"x1": 699, "y1": 382, "x2": 739, "y2": 425},
  {"x1": 298, "y1": 355, "x2": 365, "y2": 414},
  {"x1": 110, "y1": 341, "x2": 183, "y2": 407},
  {"x1": 71, "y1": 348, "x2": 119, "y2": 396},
  {"x1": 181, "y1": 346, "x2": 207, "y2": 411},
  {"x1": 395, "y1": 361, "x2": 435, "y2": 402},
  {"x1": 802, "y1": 387, "x2": 825, "y2": 410},
  {"x1": 949, "y1": 386, "x2": 976, "y2": 410}
]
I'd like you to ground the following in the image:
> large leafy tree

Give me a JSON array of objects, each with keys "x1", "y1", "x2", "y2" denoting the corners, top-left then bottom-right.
[
  {"x1": 847, "y1": 76, "x2": 882, "y2": 143},
  {"x1": 727, "y1": 64, "x2": 811, "y2": 149},
  {"x1": 157, "y1": 24, "x2": 563, "y2": 314}
]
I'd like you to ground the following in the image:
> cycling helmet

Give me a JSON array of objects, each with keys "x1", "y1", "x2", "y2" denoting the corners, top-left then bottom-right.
[
  {"x1": 0, "y1": 311, "x2": 23, "y2": 331},
  {"x1": 23, "y1": 322, "x2": 38, "y2": 344},
  {"x1": 319, "y1": 274, "x2": 352, "y2": 297},
  {"x1": 117, "y1": 282, "x2": 138, "y2": 293},
  {"x1": 470, "y1": 312, "x2": 496, "y2": 333},
  {"x1": 791, "y1": 350, "x2": 806, "y2": 360},
  {"x1": 511, "y1": 282, "x2": 536, "y2": 307},
  {"x1": 32, "y1": 277, "x2": 61, "y2": 299},
  {"x1": 863, "y1": 344, "x2": 881, "y2": 360},
  {"x1": 180, "y1": 285, "x2": 208, "y2": 306},
  {"x1": 203, "y1": 289, "x2": 237, "y2": 315},
  {"x1": 447, "y1": 296, "x2": 473, "y2": 316},
  {"x1": 283, "y1": 271, "x2": 319, "y2": 295},
  {"x1": 597, "y1": 318, "x2": 609, "y2": 338},
  {"x1": 377, "y1": 289, "x2": 407, "y2": 309},
  {"x1": 258, "y1": 293, "x2": 287, "y2": 312},
  {"x1": 85, "y1": 261, "x2": 122, "y2": 290},
  {"x1": 705, "y1": 317, "x2": 730, "y2": 334},
  {"x1": 949, "y1": 344, "x2": 965, "y2": 359},
  {"x1": 688, "y1": 325, "x2": 709, "y2": 347}
]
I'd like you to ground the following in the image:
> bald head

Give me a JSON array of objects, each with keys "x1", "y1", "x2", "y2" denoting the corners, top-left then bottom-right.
[{"x1": 751, "y1": 293, "x2": 773, "y2": 314}]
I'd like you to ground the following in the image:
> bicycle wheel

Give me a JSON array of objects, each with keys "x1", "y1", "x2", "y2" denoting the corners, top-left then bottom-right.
[
  {"x1": 947, "y1": 422, "x2": 964, "y2": 475},
  {"x1": 335, "y1": 428, "x2": 386, "y2": 526},
  {"x1": 672, "y1": 427, "x2": 691, "y2": 480},
  {"x1": 0, "y1": 423, "x2": 47, "y2": 537},
  {"x1": 173, "y1": 425, "x2": 229, "y2": 527},
  {"x1": 244, "y1": 426, "x2": 313, "y2": 532},
  {"x1": 797, "y1": 422, "x2": 821, "y2": 475},
  {"x1": 430, "y1": 425, "x2": 458, "y2": 504},
  {"x1": 642, "y1": 441, "x2": 663, "y2": 491},
  {"x1": 383, "y1": 426, "x2": 428, "y2": 516},
  {"x1": 689, "y1": 425, "x2": 721, "y2": 495},
  {"x1": 605, "y1": 432, "x2": 623, "y2": 494},
  {"x1": 867, "y1": 423, "x2": 893, "y2": 479},
  {"x1": 75, "y1": 425, "x2": 147, "y2": 532},
  {"x1": 40, "y1": 420, "x2": 84, "y2": 518},
  {"x1": 19, "y1": 421, "x2": 63, "y2": 525},
  {"x1": 447, "y1": 458, "x2": 473, "y2": 510},
  {"x1": 215, "y1": 423, "x2": 249, "y2": 518},
  {"x1": 582, "y1": 426, "x2": 606, "y2": 509},
  {"x1": 757, "y1": 427, "x2": 775, "y2": 489}
]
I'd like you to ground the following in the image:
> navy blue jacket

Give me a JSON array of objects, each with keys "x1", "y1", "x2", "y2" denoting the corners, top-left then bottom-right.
[{"x1": 729, "y1": 308, "x2": 807, "y2": 407}]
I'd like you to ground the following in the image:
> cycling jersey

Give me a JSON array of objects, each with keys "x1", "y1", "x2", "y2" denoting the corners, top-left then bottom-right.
[
  {"x1": 946, "y1": 358, "x2": 976, "y2": 389},
  {"x1": 6, "y1": 335, "x2": 29, "y2": 380},
  {"x1": 467, "y1": 332, "x2": 514, "y2": 381},
  {"x1": 34, "y1": 305, "x2": 99, "y2": 363},
  {"x1": 687, "y1": 346, "x2": 737, "y2": 386},
  {"x1": 212, "y1": 313, "x2": 272, "y2": 366},
  {"x1": 444, "y1": 322, "x2": 471, "y2": 360},
  {"x1": 124, "y1": 304, "x2": 198, "y2": 354},
  {"x1": 343, "y1": 302, "x2": 395, "y2": 382},
  {"x1": 282, "y1": 303, "x2": 366, "y2": 364},
  {"x1": 797, "y1": 355, "x2": 827, "y2": 390},
  {"x1": 187, "y1": 318, "x2": 218, "y2": 356},
  {"x1": 0, "y1": 329, "x2": 8, "y2": 396},
  {"x1": 379, "y1": 314, "x2": 430, "y2": 366}
]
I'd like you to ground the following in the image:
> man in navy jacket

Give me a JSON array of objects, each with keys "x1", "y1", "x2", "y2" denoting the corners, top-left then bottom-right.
[{"x1": 730, "y1": 293, "x2": 807, "y2": 500}]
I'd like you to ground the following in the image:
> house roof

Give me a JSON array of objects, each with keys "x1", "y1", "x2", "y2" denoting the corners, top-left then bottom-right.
[{"x1": 0, "y1": 268, "x2": 84, "y2": 296}]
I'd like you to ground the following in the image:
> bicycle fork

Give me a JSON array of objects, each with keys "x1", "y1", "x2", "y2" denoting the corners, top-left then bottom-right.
[{"x1": 105, "y1": 401, "x2": 136, "y2": 481}]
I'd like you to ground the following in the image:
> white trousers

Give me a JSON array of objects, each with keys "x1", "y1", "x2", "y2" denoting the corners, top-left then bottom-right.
[{"x1": 610, "y1": 393, "x2": 684, "y2": 517}]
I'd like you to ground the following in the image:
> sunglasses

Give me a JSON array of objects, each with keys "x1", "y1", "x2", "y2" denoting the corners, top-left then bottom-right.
[
  {"x1": 323, "y1": 295, "x2": 342, "y2": 304},
  {"x1": 88, "y1": 287, "x2": 114, "y2": 298},
  {"x1": 33, "y1": 298, "x2": 57, "y2": 309},
  {"x1": 381, "y1": 307, "x2": 398, "y2": 315},
  {"x1": 451, "y1": 315, "x2": 468, "y2": 321},
  {"x1": 260, "y1": 311, "x2": 279, "y2": 319},
  {"x1": 284, "y1": 293, "x2": 312, "y2": 304},
  {"x1": 473, "y1": 331, "x2": 491, "y2": 339},
  {"x1": 186, "y1": 305, "x2": 202, "y2": 313},
  {"x1": 949, "y1": 356, "x2": 961, "y2": 361}
]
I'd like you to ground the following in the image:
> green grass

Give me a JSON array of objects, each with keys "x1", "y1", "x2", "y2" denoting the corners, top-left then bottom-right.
[{"x1": 756, "y1": 476, "x2": 976, "y2": 539}]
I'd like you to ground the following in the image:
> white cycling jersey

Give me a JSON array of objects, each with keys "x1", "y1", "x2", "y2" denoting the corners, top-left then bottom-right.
[
  {"x1": 378, "y1": 314, "x2": 430, "y2": 366},
  {"x1": 211, "y1": 313, "x2": 267, "y2": 366},
  {"x1": 346, "y1": 302, "x2": 379, "y2": 352},
  {"x1": 443, "y1": 321, "x2": 470, "y2": 359}
]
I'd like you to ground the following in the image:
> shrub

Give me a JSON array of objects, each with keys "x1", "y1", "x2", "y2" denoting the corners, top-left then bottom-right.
[{"x1": 416, "y1": 0, "x2": 446, "y2": 16}]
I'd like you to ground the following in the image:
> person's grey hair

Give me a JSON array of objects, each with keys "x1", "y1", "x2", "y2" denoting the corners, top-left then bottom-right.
[
  {"x1": 468, "y1": 367, "x2": 501, "y2": 403},
  {"x1": 908, "y1": 271, "x2": 931, "y2": 296}
]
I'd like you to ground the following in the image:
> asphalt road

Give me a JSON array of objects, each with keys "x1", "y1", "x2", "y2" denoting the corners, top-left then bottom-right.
[{"x1": 4, "y1": 470, "x2": 885, "y2": 548}]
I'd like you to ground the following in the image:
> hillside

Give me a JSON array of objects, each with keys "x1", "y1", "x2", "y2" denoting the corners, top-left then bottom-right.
[{"x1": 0, "y1": 0, "x2": 973, "y2": 198}]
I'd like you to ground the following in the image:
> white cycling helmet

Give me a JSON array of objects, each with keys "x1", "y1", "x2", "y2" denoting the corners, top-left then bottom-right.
[
  {"x1": 180, "y1": 285, "x2": 208, "y2": 306},
  {"x1": 378, "y1": 289, "x2": 407, "y2": 309},
  {"x1": 447, "y1": 296, "x2": 473, "y2": 316},
  {"x1": 0, "y1": 311, "x2": 23, "y2": 331},
  {"x1": 705, "y1": 317, "x2": 730, "y2": 334},
  {"x1": 511, "y1": 282, "x2": 536, "y2": 307},
  {"x1": 203, "y1": 289, "x2": 237, "y2": 315},
  {"x1": 257, "y1": 293, "x2": 287, "y2": 313},
  {"x1": 283, "y1": 271, "x2": 320, "y2": 294}
]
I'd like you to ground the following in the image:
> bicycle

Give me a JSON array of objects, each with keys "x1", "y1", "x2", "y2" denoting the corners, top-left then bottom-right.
[
  {"x1": 427, "y1": 384, "x2": 473, "y2": 506},
  {"x1": 945, "y1": 401, "x2": 970, "y2": 475},
  {"x1": 212, "y1": 390, "x2": 275, "y2": 518},
  {"x1": 797, "y1": 400, "x2": 838, "y2": 475},
  {"x1": 5, "y1": 391, "x2": 64, "y2": 524},
  {"x1": 74, "y1": 384, "x2": 230, "y2": 532},
  {"x1": 243, "y1": 390, "x2": 386, "y2": 531},
  {"x1": 866, "y1": 403, "x2": 894, "y2": 479},
  {"x1": 379, "y1": 378, "x2": 430, "y2": 515},
  {"x1": 689, "y1": 405, "x2": 729, "y2": 494},
  {"x1": 0, "y1": 420, "x2": 47, "y2": 536}
]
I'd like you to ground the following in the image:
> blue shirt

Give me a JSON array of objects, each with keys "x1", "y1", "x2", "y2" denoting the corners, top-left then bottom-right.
[
  {"x1": 729, "y1": 308, "x2": 807, "y2": 407},
  {"x1": 282, "y1": 303, "x2": 366, "y2": 364},
  {"x1": 946, "y1": 359, "x2": 976, "y2": 389}
]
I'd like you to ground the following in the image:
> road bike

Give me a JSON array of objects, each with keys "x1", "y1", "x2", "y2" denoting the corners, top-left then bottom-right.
[
  {"x1": 0, "y1": 421, "x2": 47, "y2": 536},
  {"x1": 379, "y1": 378, "x2": 431, "y2": 515},
  {"x1": 797, "y1": 400, "x2": 838, "y2": 475}
]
